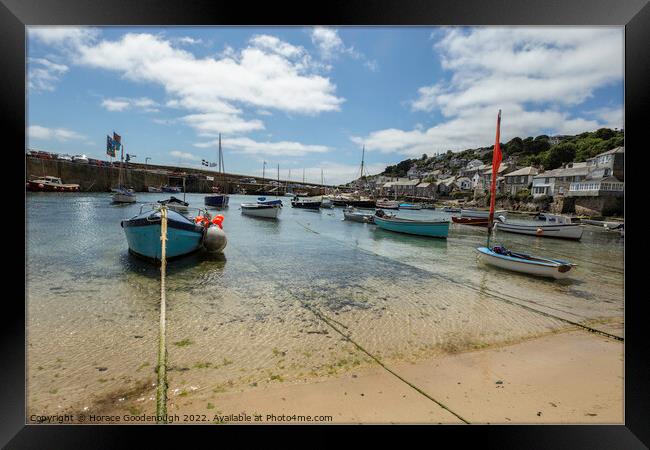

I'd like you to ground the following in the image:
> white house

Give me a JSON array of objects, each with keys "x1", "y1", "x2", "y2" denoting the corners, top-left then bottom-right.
[{"x1": 531, "y1": 162, "x2": 588, "y2": 198}]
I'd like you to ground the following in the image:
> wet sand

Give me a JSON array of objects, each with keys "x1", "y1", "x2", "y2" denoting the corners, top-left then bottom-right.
[{"x1": 150, "y1": 329, "x2": 623, "y2": 424}]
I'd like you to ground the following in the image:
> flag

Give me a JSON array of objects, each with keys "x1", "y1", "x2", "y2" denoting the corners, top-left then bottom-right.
[
  {"x1": 488, "y1": 110, "x2": 502, "y2": 231},
  {"x1": 202, "y1": 159, "x2": 209, "y2": 167},
  {"x1": 106, "y1": 135, "x2": 116, "y2": 157},
  {"x1": 113, "y1": 132, "x2": 121, "y2": 143}
]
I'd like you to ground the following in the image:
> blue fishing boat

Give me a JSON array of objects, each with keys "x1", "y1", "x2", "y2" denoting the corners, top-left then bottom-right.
[
  {"x1": 398, "y1": 203, "x2": 422, "y2": 210},
  {"x1": 373, "y1": 211, "x2": 449, "y2": 238},
  {"x1": 121, "y1": 209, "x2": 206, "y2": 260},
  {"x1": 204, "y1": 194, "x2": 229, "y2": 209}
]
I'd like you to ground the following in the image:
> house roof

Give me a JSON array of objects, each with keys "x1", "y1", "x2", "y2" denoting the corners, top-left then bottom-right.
[
  {"x1": 533, "y1": 162, "x2": 588, "y2": 179},
  {"x1": 417, "y1": 182, "x2": 432, "y2": 188},
  {"x1": 594, "y1": 146, "x2": 624, "y2": 157},
  {"x1": 504, "y1": 166, "x2": 539, "y2": 177},
  {"x1": 482, "y1": 165, "x2": 509, "y2": 175},
  {"x1": 390, "y1": 179, "x2": 421, "y2": 186}
]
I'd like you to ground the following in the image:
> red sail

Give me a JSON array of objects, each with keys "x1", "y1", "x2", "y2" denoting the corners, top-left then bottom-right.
[{"x1": 488, "y1": 110, "x2": 502, "y2": 229}]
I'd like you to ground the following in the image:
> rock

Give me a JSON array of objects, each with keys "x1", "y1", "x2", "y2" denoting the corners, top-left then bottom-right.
[
  {"x1": 495, "y1": 380, "x2": 503, "y2": 385},
  {"x1": 96, "y1": 367, "x2": 108, "y2": 372},
  {"x1": 537, "y1": 411, "x2": 542, "y2": 416}
]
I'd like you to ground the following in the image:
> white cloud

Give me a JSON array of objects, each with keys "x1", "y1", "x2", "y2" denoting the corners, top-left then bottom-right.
[
  {"x1": 28, "y1": 27, "x2": 99, "y2": 48},
  {"x1": 194, "y1": 136, "x2": 330, "y2": 157},
  {"x1": 356, "y1": 27, "x2": 623, "y2": 156},
  {"x1": 310, "y1": 27, "x2": 378, "y2": 71},
  {"x1": 170, "y1": 150, "x2": 201, "y2": 161},
  {"x1": 71, "y1": 32, "x2": 343, "y2": 138},
  {"x1": 28, "y1": 57, "x2": 68, "y2": 91},
  {"x1": 176, "y1": 36, "x2": 202, "y2": 45},
  {"x1": 28, "y1": 125, "x2": 85, "y2": 142},
  {"x1": 101, "y1": 97, "x2": 160, "y2": 112}
]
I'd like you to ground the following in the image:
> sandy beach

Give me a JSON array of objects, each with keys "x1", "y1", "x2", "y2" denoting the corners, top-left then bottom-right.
[{"x1": 148, "y1": 329, "x2": 622, "y2": 424}]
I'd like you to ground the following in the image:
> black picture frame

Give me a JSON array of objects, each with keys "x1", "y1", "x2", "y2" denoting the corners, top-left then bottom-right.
[{"x1": 4, "y1": 0, "x2": 648, "y2": 447}]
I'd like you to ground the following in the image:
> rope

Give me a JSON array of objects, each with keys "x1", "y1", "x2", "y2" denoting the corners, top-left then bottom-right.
[{"x1": 156, "y1": 207, "x2": 169, "y2": 423}]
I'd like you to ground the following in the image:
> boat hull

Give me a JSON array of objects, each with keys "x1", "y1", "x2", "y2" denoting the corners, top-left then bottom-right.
[
  {"x1": 374, "y1": 216, "x2": 449, "y2": 238},
  {"x1": 112, "y1": 193, "x2": 136, "y2": 203},
  {"x1": 291, "y1": 201, "x2": 321, "y2": 210},
  {"x1": 476, "y1": 247, "x2": 573, "y2": 279},
  {"x1": 27, "y1": 180, "x2": 80, "y2": 192},
  {"x1": 451, "y1": 217, "x2": 490, "y2": 227},
  {"x1": 376, "y1": 201, "x2": 400, "y2": 210},
  {"x1": 204, "y1": 194, "x2": 230, "y2": 208},
  {"x1": 399, "y1": 204, "x2": 422, "y2": 210},
  {"x1": 147, "y1": 186, "x2": 162, "y2": 193},
  {"x1": 495, "y1": 222, "x2": 584, "y2": 240},
  {"x1": 332, "y1": 199, "x2": 376, "y2": 208},
  {"x1": 343, "y1": 210, "x2": 374, "y2": 223},
  {"x1": 241, "y1": 204, "x2": 281, "y2": 219},
  {"x1": 121, "y1": 210, "x2": 205, "y2": 260}
]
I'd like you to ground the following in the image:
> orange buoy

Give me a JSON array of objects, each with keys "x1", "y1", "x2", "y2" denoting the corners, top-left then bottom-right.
[
  {"x1": 212, "y1": 215, "x2": 224, "y2": 229},
  {"x1": 536, "y1": 227, "x2": 544, "y2": 236}
]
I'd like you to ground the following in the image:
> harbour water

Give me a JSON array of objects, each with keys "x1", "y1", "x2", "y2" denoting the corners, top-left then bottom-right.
[{"x1": 26, "y1": 193, "x2": 624, "y2": 418}]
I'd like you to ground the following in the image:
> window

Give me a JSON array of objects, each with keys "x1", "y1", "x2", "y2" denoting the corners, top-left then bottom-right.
[{"x1": 545, "y1": 178, "x2": 550, "y2": 183}]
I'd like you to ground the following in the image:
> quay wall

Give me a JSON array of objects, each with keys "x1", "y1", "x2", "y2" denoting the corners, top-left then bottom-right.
[{"x1": 26, "y1": 157, "x2": 330, "y2": 195}]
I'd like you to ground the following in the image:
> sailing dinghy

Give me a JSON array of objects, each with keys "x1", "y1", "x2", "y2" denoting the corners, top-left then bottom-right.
[{"x1": 476, "y1": 110, "x2": 576, "y2": 279}]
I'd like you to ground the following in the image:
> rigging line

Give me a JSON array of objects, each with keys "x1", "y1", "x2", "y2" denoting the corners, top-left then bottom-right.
[{"x1": 235, "y1": 243, "x2": 470, "y2": 424}]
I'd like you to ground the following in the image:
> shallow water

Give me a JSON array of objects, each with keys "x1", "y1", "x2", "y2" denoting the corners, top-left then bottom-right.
[{"x1": 26, "y1": 193, "x2": 624, "y2": 417}]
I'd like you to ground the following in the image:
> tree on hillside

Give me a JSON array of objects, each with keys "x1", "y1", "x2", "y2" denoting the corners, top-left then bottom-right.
[
  {"x1": 543, "y1": 142, "x2": 576, "y2": 170},
  {"x1": 595, "y1": 128, "x2": 615, "y2": 140},
  {"x1": 523, "y1": 138, "x2": 550, "y2": 155},
  {"x1": 505, "y1": 137, "x2": 524, "y2": 154}
]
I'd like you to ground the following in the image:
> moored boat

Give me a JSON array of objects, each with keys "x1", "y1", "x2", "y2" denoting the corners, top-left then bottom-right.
[
  {"x1": 343, "y1": 206, "x2": 374, "y2": 223},
  {"x1": 27, "y1": 176, "x2": 80, "y2": 192},
  {"x1": 373, "y1": 211, "x2": 449, "y2": 238},
  {"x1": 376, "y1": 199, "x2": 400, "y2": 210},
  {"x1": 162, "y1": 185, "x2": 181, "y2": 193},
  {"x1": 147, "y1": 186, "x2": 163, "y2": 193},
  {"x1": 291, "y1": 196, "x2": 321, "y2": 210},
  {"x1": 257, "y1": 196, "x2": 283, "y2": 206},
  {"x1": 158, "y1": 196, "x2": 189, "y2": 213},
  {"x1": 121, "y1": 207, "x2": 227, "y2": 260},
  {"x1": 399, "y1": 203, "x2": 422, "y2": 210},
  {"x1": 204, "y1": 194, "x2": 229, "y2": 209},
  {"x1": 442, "y1": 206, "x2": 461, "y2": 213},
  {"x1": 451, "y1": 216, "x2": 490, "y2": 227},
  {"x1": 495, "y1": 214, "x2": 584, "y2": 240},
  {"x1": 241, "y1": 202, "x2": 281, "y2": 219},
  {"x1": 476, "y1": 246, "x2": 575, "y2": 279},
  {"x1": 112, "y1": 186, "x2": 136, "y2": 203},
  {"x1": 475, "y1": 109, "x2": 576, "y2": 279}
]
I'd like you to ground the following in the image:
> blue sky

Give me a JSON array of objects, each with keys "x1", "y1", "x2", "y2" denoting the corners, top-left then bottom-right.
[{"x1": 27, "y1": 26, "x2": 623, "y2": 184}]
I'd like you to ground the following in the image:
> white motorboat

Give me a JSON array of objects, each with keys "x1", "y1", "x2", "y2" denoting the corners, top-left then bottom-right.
[
  {"x1": 461, "y1": 208, "x2": 507, "y2": 219},
  {"x1": 495, "y1": 213, "x2": 584, "y2": 240},
  {"x1": 476, "y1": 246, "x2": 575, "y2": 279},
  {"x1": 320, "y1": 196, "x2": 333, "y2": 208},
  {"x1": 147, "y1": 186, "x2": 163, "y2": 193},
  {"x1": 241, "y1": 202, "x2": 281, "y2": 219}
]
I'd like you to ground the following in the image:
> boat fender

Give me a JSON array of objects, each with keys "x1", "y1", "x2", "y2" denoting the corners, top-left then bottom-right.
[
  {"x1": 38, "y1": 184, "x2": 44, "y2": 188},
  {"x1": 536, "y1": 228, "x2": 544, "y2": 236},
  {"x1": 194, "y1": 215, "x2": 211, "y2": 227},
  {"x1": 203, "y1": 225, "x2": 227, "y2": 253}
]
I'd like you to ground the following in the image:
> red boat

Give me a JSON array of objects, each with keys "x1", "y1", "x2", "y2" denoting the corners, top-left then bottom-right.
[
  {"x1": 27, "y1": 176, "x2": 80, "y2": 192},
  {"x1": 451, "y1": 216, "x2": 490, "y2": 227}
]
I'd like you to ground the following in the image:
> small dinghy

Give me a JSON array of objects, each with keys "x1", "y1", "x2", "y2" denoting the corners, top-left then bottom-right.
[
  {"x1": 241, "y1": 202, "x2": 281, "y2": 219},
  {"x1": 121, "y1": 207, "x2": 227, "y2": 260},
  {"x1": 158, "y1": 196, "x2": 189, "y2": 213},
  {"x1": 476, "y1": 109, "x2": 577, "y2": 279},
  {"x1": 376, "y1": 199, "x2": 400, "y2": 210},
  {"x1": 476, "y1": 246, "x2": 575, "y2": 279},
  {"x1": 461, "y1": 208, "x2": 507, "y2": 219},
  {"x1": 343, "y1": 206, "x2": 374, "y2": 223},
  {"x1": 373, "y1": 210, "x2": 449, "y2": 238},
  {"x1": 452, "y1": 216, "x2": 504, "y2": 227}
]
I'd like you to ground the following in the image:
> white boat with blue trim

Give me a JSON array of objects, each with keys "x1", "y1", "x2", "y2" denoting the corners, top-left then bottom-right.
[
  {"x1": 495, "y1": 214, "x2": 584, "y2": 240},
  {"x1": 476, "y1": 246, "x2": 575, "y2": 279},
  {"x1": 241, "y1": 202, "x2": 281, "y2": 219}
]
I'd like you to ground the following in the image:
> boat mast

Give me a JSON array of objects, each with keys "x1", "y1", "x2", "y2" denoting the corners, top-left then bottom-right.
[
  {"x1": 277, "y1": 164, "x2": 280, "y2": 198},
  {"x1": 487, "y1": 110, "x2": 502, "y2": 248}
]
